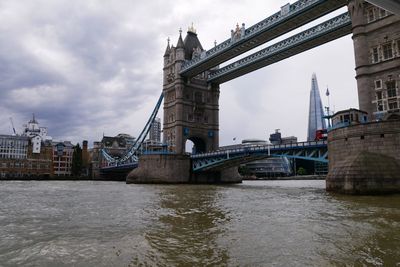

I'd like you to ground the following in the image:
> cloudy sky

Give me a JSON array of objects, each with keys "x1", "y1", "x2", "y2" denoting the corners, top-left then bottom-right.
[{"x1": 0, "y1": 0, "x2": 358, "y2": 147}]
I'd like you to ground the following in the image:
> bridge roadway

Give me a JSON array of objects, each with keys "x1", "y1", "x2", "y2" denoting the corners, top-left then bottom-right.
[
  {"x1": 180, "y1": 0, "x2": 347, "y2": 78},
  {"x1": 191, "y1": 140, "x2": 328, "y2": 172},
  {"x1": 208, "y1": 12, "x2": 351, "y2": 84}
]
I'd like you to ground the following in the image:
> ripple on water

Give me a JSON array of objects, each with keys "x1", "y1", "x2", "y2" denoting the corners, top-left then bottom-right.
[{"x1": 0, "y1": 180, "x2": 399, "y2": 266}]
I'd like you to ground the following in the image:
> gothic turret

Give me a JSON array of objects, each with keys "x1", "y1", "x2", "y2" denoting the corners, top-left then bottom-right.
[
  {"x1": 176, "y1": 29, "x2": 185, "y2": 61},
  {"x1": 183, "y1": 24, "x2": 203, "y2": 60},
  {"x1": 163, "y1": 38, "x2": 171, "y2": 67},
  {"x1": 163, "y1": 38, "x2": 171, "y2": 58}
]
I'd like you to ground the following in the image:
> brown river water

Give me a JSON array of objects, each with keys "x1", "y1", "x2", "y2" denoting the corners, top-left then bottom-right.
[{"x1": 0, "y1": 180, "x2": 399, "y2": 266}]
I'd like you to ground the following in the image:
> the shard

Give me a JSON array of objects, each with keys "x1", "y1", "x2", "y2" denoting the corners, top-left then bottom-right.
[{"x1": 307, "y1": 73, "x2": 326, "y2": 141}]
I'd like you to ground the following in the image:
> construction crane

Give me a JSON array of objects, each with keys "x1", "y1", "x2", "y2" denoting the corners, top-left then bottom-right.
[{"x1": 9, "y1": 117, "x2": 16, "y2": 135}]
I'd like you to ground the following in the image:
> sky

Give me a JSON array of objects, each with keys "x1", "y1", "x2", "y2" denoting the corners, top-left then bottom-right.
[{"x1": 0, "y1": 0, "x2": 358, "y2": 147}]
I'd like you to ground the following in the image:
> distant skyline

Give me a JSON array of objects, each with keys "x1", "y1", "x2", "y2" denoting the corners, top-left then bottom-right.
[{"x1": 0, "y1": 1, "x2": 358, "y2": 146}]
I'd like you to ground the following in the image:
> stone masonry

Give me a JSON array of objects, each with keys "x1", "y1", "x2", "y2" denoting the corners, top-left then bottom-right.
[{"x1": 326, "y1": 120, "x2": 400, "y2": 194}]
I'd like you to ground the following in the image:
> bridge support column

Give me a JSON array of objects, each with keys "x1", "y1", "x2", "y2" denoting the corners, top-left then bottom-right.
[
  {"x1": 126, "y1": 154, "x2": 242, "y2": 184},
  {"x1": 127, "y1": 154, "x2": 191, "y2": 184},
  {"x1": 326, "y1": 120, "x2": 400, "y2": 194},
  {"x1": 191, "y1": 167, "x2": 242, "y2": 184}
]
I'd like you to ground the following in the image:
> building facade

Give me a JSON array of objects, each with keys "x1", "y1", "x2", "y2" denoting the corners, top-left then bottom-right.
[
  {"x1": 349, "y1": 0, "x2": 400, "y2": 121},
  {"x1": 52, "y1": 141, "x2": 74, "y2": 176},
  {"x1": 307, "y1": 73, "x2": 326, "y2": 141},
  {"x1": 241, "y1": 139, "x2": 292, "y2": 178},
  {"x1": 149, "y1": 117, "x2": 161, "y2": 143}
]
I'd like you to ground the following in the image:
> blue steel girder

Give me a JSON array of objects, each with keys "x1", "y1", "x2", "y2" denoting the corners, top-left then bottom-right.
[
  {"x1": 191, "y1": 141, "x2": 328, "y2": 172},
  {"x1": 101, "y1": 92, "x2": 164, "y2": 166},
  {"x1": 180, "y1": 0, "x2": 347, "y2": 77},
  {"x1": 207, "y1": 12, "x2": 351, "y2": 84}
]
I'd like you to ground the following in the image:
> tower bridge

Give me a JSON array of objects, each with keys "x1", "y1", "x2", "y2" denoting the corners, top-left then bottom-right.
[
  {"x1": 180, "y1": 0, "x2": 348, "y2": 77},
  {"x1": 99, "y1": 0, "x2": 400, "y2": 193}
]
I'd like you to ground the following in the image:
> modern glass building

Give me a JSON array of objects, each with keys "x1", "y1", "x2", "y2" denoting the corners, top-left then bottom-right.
[{"x1": 307, "y1": 73, "x2": 326, "y2": 141}]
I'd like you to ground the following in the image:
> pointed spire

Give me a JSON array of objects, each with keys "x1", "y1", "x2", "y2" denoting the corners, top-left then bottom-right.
[
  {"x1": 176, "y1": 28, "x2": 184, "y2": 49},
  {"x1": 188, "y1": 22, "x2": 197, "y2": 34},
  {"x1": 163, "y1": 37, "x2": 171, "y2": 57}
]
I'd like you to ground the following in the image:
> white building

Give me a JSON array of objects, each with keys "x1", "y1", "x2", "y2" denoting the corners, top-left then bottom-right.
[
  {"x1": 21, "y1": 114, "x2": 52, "y2": 154},
  {"x1": 0, "y1": 135, "x2": 29, "y2": 160}
]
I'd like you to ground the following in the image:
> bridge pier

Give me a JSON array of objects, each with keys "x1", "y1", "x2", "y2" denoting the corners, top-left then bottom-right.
[
  {"x1": 326, "y1": 120, "x2": 400, "y2": 194},
  {"x1": 126, "y1": 154, "x2": 241, "y2": 184}
]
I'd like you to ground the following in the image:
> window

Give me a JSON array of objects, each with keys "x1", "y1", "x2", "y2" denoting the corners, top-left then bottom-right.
[
  {"x1": 377, "y1": 101, "x2": 384, "y2": 111},
  {"x1": 194, "y1": 92, "x2": 203, "y2": 103},
  {"x1": 387, "y1": 81, "x2": 397, "y2": 98},
  {"x1": 367, "y1": 8, "x2": 375, "y2": 22},
  {"x1": 398, "y1": 40, "x2": 400, "y2": 56},
  {"x1": 379, "y1": 9, "x2": 387, "y2": 18},
  {"x1": 388, "y1": 101, "x2": 398, "y2": 110},
  {"x1": 382, "y1": 43, "x2": 393, "y2": 60},
  {"x1": 375, "y1": 79, "x2": 382, "y2": 89},
  {"x1": 372, "y1": 47, "x2": 379, "y2": 63},
  {"x1": 376, "y1": 91, "x2": 382, "y2": 100}
]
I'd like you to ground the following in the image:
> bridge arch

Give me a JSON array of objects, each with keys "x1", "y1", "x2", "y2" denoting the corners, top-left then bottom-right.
[{"x1": 185, "y1": 136, "x2": 206, "y2": 154}]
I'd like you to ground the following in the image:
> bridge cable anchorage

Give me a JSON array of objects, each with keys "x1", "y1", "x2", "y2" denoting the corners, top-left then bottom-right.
[{"x1": 101, "y1": 92, "x2": 164, "y2": 167}]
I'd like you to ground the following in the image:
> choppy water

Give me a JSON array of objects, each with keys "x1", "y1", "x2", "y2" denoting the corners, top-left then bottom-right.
[{"x1": 0, "y1": 180, "x2": 399, "y2": 266}]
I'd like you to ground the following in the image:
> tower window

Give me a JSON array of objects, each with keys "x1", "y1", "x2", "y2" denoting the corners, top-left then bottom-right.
[
  {"x1": 367, "y1": 8, "x2": 375, "y2": 23},
  {"x1": 382, "y1": 43, "x2": 393, "y2": 60},
  {"x1": 388, "y1": 101, "x2": 398, "y2": 110},
  {"x1": 375, "y1": 79, "x2": 382, "y2": 89},
  {"x1": 377, "y1": 101, "x2": 384, "y2": 111},
  {"x1": 397, "y1": 40, "x2": 400, "y2": 56},
  {"x1": 387, "y1": 81, "x2": 397, "y2": 98},
  {"x1": 372, "y1": 47, "x2": 379, "y2": 63},
  {"x1": 379, "y1": 9, "x2": 387, "y2": 18}
]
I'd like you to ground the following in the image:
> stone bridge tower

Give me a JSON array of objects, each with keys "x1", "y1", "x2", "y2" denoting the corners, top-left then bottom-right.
[
  {"x1": 348, "y1": 0, "x2": 400, "y2": 120},
  {"x1": 163, "y1": 27, "x2": 220, "y2": 154}
]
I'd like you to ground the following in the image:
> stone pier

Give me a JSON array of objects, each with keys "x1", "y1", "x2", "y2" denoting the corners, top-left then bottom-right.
[
  {"x1": 126, "y1": 154, "x2": 242, "y2": 184},
  {"x1": 326, "y1": 120, "x2": 400, "y2": 194}
]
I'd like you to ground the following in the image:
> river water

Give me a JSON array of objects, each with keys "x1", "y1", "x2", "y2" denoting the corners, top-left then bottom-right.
[{"x1": 0, "y1": 180, "x2": 399, "y2": 267}]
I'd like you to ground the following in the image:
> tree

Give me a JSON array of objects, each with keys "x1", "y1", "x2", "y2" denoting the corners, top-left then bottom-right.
[
  {"x1": 297, "y1": 167, "x2": 307, "y2": 176},
  {"x1": 71, "y1": 143, "x2": 83, "y2": 176}
]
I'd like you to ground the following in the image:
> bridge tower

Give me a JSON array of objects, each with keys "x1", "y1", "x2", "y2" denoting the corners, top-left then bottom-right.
[
  {"x1": 348, "y1": 0, "x2": 400, "y2": 120},
  {"x1": 163, "y1": 27, "x2": 219, "y2": 154}
]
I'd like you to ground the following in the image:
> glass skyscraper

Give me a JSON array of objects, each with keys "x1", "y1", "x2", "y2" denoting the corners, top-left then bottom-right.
[{"x1": 307, "y1": 73, "x2": 326, "y2": 141}]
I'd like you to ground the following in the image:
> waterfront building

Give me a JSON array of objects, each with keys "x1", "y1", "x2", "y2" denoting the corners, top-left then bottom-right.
[
  {"x1": 349, "y1": 1, "x2": 400, "y2": 121},
  {"x1": 90, "y1": 141, "x2": 101, "y2": 179},
  {"x1": 82, "y1": 140, "x2": 89, "y2": 176},
  {"x1": 0, "y1": 115, "x2": 54, "y2": 178},
  {"x1": 241, "y1": 139, "x2": 292, "y2": 178},
  {"x1": 307, "y1": 73, "x2": 326, "y2": 141},
  {"x1": 52, "y1": 141, "x2": 74, "y2": 176},
  {"x1": 116, "y1": 133, "x2": 136, "y2": 147},
  {"x1": 149, "y1": 117, "x2": 161, "y2": 143}
]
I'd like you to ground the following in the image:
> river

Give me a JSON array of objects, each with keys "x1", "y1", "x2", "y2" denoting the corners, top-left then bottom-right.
[{"x1": 0, "y1": 180, "x2": 399, "y2": 266}]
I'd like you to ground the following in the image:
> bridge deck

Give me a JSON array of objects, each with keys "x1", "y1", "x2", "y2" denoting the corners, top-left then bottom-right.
[
  {"x1": 191, "y1": 140, "x2": 328, "y2": 171},
  {"x1": 207, "y1": 12, "x2": 351, "y2": 84},
  {"x1": 180, "y1": 0, "x2": 347, "y2": 78}
]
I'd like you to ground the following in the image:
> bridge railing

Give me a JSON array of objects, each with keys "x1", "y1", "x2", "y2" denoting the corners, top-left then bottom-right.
[
  {"x1": 191, "y1": 140, "x2": 327, "y2": 159},
  {"x1": 181, "y1": 0, "x2": 336, "y2": 74}
]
